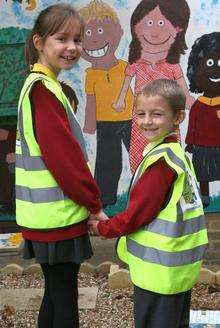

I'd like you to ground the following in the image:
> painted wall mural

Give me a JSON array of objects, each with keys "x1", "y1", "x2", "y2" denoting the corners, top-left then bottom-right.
[{"x1": 0, "y1": 0, "x2": 219, "y2": 218}]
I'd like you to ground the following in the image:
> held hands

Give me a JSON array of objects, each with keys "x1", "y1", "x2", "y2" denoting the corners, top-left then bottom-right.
[{"x1": 88, "y1": 210, "x2": 109, "y2": 236}]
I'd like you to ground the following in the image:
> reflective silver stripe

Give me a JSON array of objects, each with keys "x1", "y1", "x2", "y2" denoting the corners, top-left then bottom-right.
[
  {"x1": 127, "y1": 238, "x2": 207, "y2": 266},
  {"x1": 16, "y1": 154, "x2": 46, "y2": 170},
  {"x1": 18, "y1": 106, "x2": 30, "y2": 156},
  {"x1": 143, "y1": 215, "x2": 206, "y2": 237},
  {"x1": 149, "y1": 147, "x2": 186, "y2": 171},
  {"x1": 64, "y1": 99, "x2": 88, "y2": 162},
  {"x1": 132, "y1": 147, "x2": 186, "y2": 190},
  {"x1": 16, "y1": 185, "x2": 67, "y2": 203}
]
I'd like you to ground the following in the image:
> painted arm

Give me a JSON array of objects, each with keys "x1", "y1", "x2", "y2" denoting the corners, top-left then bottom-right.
[
  {"x1": 112, "y1": 75, "x2": 132, "y2": 112},
  {"x1": 83, "y1": 94, "x2": 97, "y2": 134},
  {"x1": 0, "y1": 129, "x2": 9, "y2": 141},
  {"x1": 177, "y1": 76, "x2": 195, "y2": 110}
]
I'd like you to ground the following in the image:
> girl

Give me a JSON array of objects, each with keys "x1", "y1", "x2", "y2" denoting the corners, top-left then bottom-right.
[
  {"x1": 16, "y1": 4, "x2": 105, "y2": 328},
  {"x1": 113, "y1": 0, "x2": 195, "y2": 173},
  {"x1": 185, "y1": 32, "x2": 220, "y2": 208}
]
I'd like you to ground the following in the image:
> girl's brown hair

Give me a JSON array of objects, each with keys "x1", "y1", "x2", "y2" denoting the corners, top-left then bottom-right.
[
  {"x1": 129, "y1": 0, "x2": 190, "y2": 64},
  {"x1": 25, "y1": 4, "x2": 84, "y2": 67}
]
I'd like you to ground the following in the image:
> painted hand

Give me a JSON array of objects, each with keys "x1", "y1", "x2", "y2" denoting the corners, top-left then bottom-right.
[
  {"x1": 186, "y1": 95, "x2": 195, "y2": 109},
  {"x1": 112, "y1": 100, "x2": 125, "y2": 112},
  {"x1": 83, "y1": 122, "x2": 96, "y2": 134}
]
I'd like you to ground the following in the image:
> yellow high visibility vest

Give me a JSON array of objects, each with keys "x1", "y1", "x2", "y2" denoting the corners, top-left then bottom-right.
[
  {"x1": 16, "y1": 72, "x2": 89, "y2": 229},
  {"x1": 117, "y1": 141, "x2": 208, "y2": 294}
]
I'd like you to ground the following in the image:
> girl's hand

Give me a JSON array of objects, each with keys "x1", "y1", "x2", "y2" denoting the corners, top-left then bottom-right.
[{"x1": 88, "y1": 219, "x2": 100, "y2": 236}]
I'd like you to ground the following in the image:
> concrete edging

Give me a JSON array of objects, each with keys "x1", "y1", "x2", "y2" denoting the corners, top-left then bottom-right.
[{"x1": 0, "y1": 262, "x2": 219, "y2": 289}]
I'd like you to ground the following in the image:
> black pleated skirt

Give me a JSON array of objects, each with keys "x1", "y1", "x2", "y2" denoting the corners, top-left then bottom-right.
[
  {"x1": 22, "y1": 233, "x2": 93, "y2": 265},
  {"x1": 192, "y1": 145, "x2": 220, "y2": 182}
]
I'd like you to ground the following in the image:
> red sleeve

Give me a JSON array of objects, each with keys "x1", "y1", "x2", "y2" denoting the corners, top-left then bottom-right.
[
  {"x1": 97, "y1": 158, "x2": 176, "y2": 238},
  {"x1": 185, "y1": 101, "x2": 198, "y2": 145},
  {"x1": 30, "y1": 82, "x2": 102, "y2": 214}
]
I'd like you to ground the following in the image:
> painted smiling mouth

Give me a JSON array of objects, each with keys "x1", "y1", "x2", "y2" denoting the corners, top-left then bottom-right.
[
  {"x1": 209, "y1": 77, "x2": 220, "y2": 82},
  {"x1": 84, "y1": 43, "x2": 109, "y2": 58},
  {"x1": 142, "y1": 35, "x2": 171, "y2": 45}
]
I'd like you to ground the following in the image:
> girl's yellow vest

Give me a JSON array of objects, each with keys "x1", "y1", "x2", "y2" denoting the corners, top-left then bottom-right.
[
  {"x1": 117, "y1": 140, "x2": 208, "y2": 294},
  {"x1": 16, "y1": 72, "x2": 89, "y2": 229}
]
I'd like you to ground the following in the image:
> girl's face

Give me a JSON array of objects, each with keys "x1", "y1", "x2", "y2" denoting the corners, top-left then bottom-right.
[
  {"x1": 134, "y1": 6, "x2": 181, "y2": 58},
  {"x1": 34, "y1": 18, "x2": 82, "y2": 76},
  {"x1": 135, "y1": 94, "x2": 184, "y2": 142}
]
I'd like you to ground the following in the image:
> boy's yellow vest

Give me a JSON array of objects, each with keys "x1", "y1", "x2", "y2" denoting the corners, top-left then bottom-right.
[
  {"x1": 117, "y1": 141, "x2": 208, "y2": 294},
  {"x1": 16, "y1": 72, "x2": 89, "y2": 229}
]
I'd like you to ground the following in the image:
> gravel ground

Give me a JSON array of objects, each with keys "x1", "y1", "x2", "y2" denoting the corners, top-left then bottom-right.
[{"x1": 0, "y1": 272, "x2": 219, "y2": 328}]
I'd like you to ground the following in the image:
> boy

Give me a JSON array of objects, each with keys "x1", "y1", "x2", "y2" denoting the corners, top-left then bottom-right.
[
  {"x1": 89, "y1": 79, "x2": 208, "y2": 328},
  {"x1": 79, "y1": 0, "x2": 134, "y2": 207}
]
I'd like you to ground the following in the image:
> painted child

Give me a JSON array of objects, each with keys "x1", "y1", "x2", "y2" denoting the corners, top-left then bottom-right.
[
  {"x1": 90, "y1": 79, "x2": 208, "y2": 328},
  {"x1": 113, "y1": 0, "x2": 195, "y2": 173},
  {"x1": 185, "y1": 32, "x2": 220, "y2": 207},
  {"x1": 79, "y1": 0, "x2": 134, "y2": 207}
]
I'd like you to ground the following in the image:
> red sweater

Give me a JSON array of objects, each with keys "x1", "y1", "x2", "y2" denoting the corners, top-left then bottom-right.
[
  {"x1": 186, "y1": 98, "x2": 220, "y2": 147},
  {"x1": 22, "y1": 82, "x2": 102, "y2": 242},
  {"x1": 98, "y1": 138, "x2": 176, "y2": 238}
]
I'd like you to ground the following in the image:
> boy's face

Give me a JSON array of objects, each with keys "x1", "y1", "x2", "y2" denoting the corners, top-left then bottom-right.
[
  {"x1": 135, "y1": 94, "x2": 184, "y2": 142},
  {"x1": 81, "y1": 18, "x2": 123, "y2": 65}
]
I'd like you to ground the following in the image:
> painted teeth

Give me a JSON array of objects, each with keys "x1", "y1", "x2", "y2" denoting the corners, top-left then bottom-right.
[
  {"x1": 85, "y1": 44, "x2": 108, "y2": 58},
  {"x1": 63, "y1": 56, "x2": 74, "y2": 60},
  {"x1": 209, "y1": 77, "x2": 220, "y2": 82}
]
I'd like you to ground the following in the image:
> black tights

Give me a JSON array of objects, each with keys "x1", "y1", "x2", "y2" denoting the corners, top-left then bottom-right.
[{"x1": 38, "y1": 262, "x2": 80, "y2": 328}]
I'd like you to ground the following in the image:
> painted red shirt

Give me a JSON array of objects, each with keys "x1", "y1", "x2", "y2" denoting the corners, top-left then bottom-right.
[{"x1": 186, "y1": 97, "x2": 220, "y2": 147}]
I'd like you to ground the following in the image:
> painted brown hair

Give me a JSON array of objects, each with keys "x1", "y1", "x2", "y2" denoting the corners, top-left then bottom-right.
[{"x1": 129, "y1": 0, "x2": 190, "y2": 64}]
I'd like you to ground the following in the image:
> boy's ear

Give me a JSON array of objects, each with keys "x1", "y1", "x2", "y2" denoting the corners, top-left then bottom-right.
[
  {"x1": 175, "y1": 110, "x2": 185, "y2": 125},
  {"x1": 33, "y1": 34, "x2": 43, "y2": 51}
]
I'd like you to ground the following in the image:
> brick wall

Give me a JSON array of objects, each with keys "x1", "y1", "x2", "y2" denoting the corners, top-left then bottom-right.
[{"x1": 204, "y1": 213, "x2": 220, "y2": 271}]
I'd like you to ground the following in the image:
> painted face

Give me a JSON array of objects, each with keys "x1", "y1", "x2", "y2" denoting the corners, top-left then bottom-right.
[
  {"x1": 195, "y1": 50, "x2": 220, "y2": 97},
  {"x1": 81, "y1": 18, "x2": 123, "y2": 65},
  {"x1": 37, "y1": 18, "x2": 82, "y2": 76},
  {"x1": 134, "y1": 6, "x2": 181, "y2": 56},
  {"x1": 136, "y1": 94, "x2": 182, "y2": 142}
]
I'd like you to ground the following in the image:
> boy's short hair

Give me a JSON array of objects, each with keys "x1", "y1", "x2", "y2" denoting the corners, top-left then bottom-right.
[
  {"x1": 78, "y1": 0, "x2": 119, "y2": 24},
  {"x1": 138, "y1": 79, "x2": 186, "y2": 115}
]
